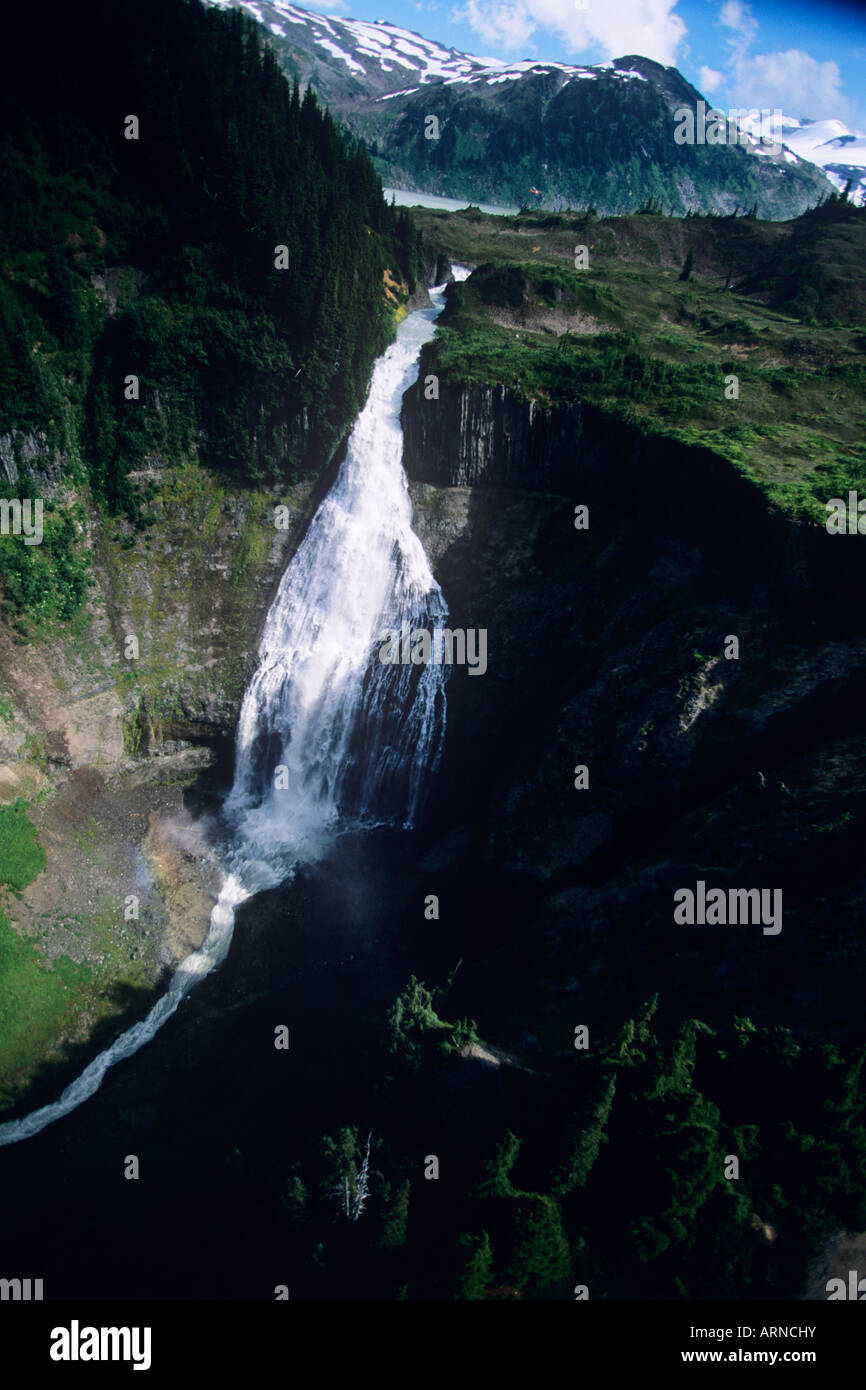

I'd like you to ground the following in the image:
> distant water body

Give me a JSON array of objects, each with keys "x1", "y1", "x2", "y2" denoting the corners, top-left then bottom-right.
[{"x1": 384, "y1": 187, "x2": 518, "y2": 217}]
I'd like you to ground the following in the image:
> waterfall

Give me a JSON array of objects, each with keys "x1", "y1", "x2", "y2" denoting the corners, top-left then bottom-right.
[
  {"x1": 226, "y1": 278, "x2": 462, "y2": 863},
  {"x1": 0, "y1": 270, "x2": 468, "y2": 1147}
]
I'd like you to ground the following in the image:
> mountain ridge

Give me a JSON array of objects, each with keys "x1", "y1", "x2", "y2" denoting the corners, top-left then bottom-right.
[{"x1": 204, "y1": 0, "x2": 841, "y2": 217}]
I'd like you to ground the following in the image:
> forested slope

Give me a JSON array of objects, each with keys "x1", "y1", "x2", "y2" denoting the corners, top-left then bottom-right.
[{"x1": 0, "y1": 0, "x2": 423, "y2": 621}]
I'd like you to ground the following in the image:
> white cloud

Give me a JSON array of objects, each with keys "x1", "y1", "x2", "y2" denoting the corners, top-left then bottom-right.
[
  {"x1": 707, "y1": 0, "x2": 853, "y2": 122},
  {"x1": 729, "y1": 49, "x2": 851, "y2": 122},
  {"x1": 457, "y1": 0, "x2": 534, "y2": 50},
  {"x1": 719, "y1": 0, "x2": 758, "y2": 45},
  {"x1": 699, "y1": 65, "x2": 723, "y2": 93},
  {"x1": 453, "y1": 0, "x2": 687, "y2": 66}
]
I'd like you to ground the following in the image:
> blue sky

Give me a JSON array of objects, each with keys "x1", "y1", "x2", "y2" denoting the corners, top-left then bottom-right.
[{"x1": 307, "y1": 0, "x2": 866, "y2": 126}]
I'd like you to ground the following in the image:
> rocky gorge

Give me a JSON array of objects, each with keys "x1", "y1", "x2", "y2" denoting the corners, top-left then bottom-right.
[
  {"x1": 0, "y1": 235, "x2": 863, "y2": 1305},
  {"x1": 4, "y1": 264, "x2": 866, "y2": 1111}
]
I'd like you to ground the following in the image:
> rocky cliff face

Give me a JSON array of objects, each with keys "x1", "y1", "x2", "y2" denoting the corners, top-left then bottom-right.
[
  {"x1": 403, "y1": 349, "x2": 861, "y2": 599},
  {"x1": 0, "y1": 460, "x2": 319, "y2": 1111},
  {"x1": 404, "y1": 375, "x2": 866, "y2": 1048}
]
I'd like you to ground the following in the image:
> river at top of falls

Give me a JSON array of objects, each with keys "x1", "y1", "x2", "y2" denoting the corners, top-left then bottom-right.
[{"x1": 0, "y1": 268, "x2": 470, "y2": 1147}]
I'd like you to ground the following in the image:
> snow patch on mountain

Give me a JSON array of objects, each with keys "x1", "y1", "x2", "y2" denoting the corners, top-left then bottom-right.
[
  {"x1": 316, "y1": 38, "x2": 366, "y2": 74},
  {"x1": 739, "y1": 111, "x2": 866, "y2": 205},
  {"x1": 246, "y1": 1, "x2": 497, "y2": 86}
]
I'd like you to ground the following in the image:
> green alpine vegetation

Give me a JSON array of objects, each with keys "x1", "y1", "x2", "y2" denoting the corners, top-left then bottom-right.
[
  {"x1": 0, "y1": 0, "x2": 426, "y2": 621},
  {"x1": 412, "y1": 198, "x2": 866, "y2": 523},
  {"x1": 0, "y1": 799, "x2": 46, "y2": 892},
  {"x1": 0, "y1": 802, "x2": 73, "y2": 1106}
]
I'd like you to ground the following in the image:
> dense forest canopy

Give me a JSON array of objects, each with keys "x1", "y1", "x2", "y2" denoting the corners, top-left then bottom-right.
[{"x1": 0, "y1": 0, "x2": 424, "y2": 616}]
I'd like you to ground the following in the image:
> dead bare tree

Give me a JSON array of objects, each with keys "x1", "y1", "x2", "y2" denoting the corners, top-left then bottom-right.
[
  {"x1": 331, "y1": 1130, "x2": 373, "y2": 1221},
  {"x1": 352, "y1": 1131, "x2": 372, "y2": 1221}
]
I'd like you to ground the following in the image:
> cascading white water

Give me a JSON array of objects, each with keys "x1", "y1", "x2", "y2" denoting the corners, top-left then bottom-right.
[
  {"x1": 226, "y1": 278, "x2": 462, "y2": 861},
  {"x1": 0, "y1": 270, "x2": 469, "y2": 1147}
]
